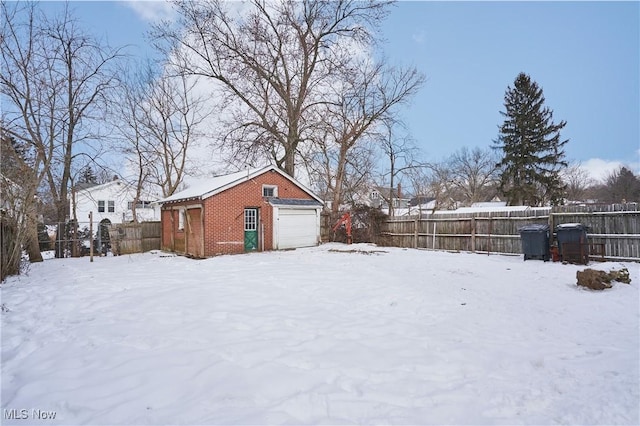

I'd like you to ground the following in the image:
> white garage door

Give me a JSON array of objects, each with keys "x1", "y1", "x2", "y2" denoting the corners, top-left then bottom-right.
[{"x1": 277, "y1": 208, "x2": 318, "y2": 249}]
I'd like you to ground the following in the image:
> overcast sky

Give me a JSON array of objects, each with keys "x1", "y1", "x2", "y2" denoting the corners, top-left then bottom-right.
[{"x1": 41, "y1": 1, "x2": 639, "y2": 182}]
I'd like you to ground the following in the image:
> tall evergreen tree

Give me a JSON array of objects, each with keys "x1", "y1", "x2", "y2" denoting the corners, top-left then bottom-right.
[
  {"x1": 494, "y1": 73, "x2": 568, "y2": 206},
  {"x1": 603, "y1": 166, "x2": 640, "y2": 203},
  {"x1": 80, "y1": 165, "x2": 97, "y2": 184}
]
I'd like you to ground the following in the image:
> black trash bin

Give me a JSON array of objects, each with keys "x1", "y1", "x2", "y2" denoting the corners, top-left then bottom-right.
[
  {"x1": 518, "y1": 224, "x2": 550, "y2": 261},
  {"x1": 555, "y1": 223, "x2": 589, "y2": 264}
]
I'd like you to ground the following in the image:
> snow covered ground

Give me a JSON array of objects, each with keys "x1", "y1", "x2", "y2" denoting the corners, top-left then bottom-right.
[{"x1": 1, "y1": 244, "x2": 638, "y2": 425}]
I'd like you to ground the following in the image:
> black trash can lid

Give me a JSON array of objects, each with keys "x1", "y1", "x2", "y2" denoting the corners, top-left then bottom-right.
[{"x1": 518, "y1": 224, "x2": 550, "y2": 232}]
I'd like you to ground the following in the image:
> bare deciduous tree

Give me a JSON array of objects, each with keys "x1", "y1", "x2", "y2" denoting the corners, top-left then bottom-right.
[
  {"x1": 141, "y1": 68, "x2": 208, "y2": 197},
  {"x1": 314, "y1": 61, "x2": 424, "y2": 214},
  {"x1": 1, "y1": 2, "x2": 123, "y2": 257},
  {"x1": 113, "y1": 60, "x2": 209, "y2": 208},
  {"x1": 377, "y1": 120, "x2": 426, "y2": 217},
  {"x1": 447, "y1": 146, "x2": 499, "y2": 206},
  {"x1": 1, "y1": 132, "x2": 42, "y2": 267},
  {"x1": 425, "y1": 161, "x2": 458, "y2": 211},
  {"x1": 561, "y1": 162, "x2": 595, "y2": 202},
  {"x1": 111, "y1": 65, "x2": 153, "y2": 222},
  {"x1": 304, "y1": 132, "x2": 377, "y2": 212},
  {"x1": 405, "y1": 165, "x2": 434, "y2": 217},
  {"x1": 152, "y1": 0, "x2": 392, "y2": 178}
]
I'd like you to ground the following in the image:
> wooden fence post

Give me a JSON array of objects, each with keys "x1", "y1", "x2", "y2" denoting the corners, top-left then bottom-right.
[
  {"x1": 414, "y1": 218, "x2": 418, "y2": 248},
  {"x1": 548, "y1": 210, "x2": 555, "y2": 246},
  {"x1": 432, "y1": 221, "x2": 437, "y2": 250},
  {"x1": 471, "y1": 217, "x2": 476, "y2": 253},
  {"x1": 487, "y1": 216, "x2": 492, "y2": 255},
  {"x1": 89, "y1": 211, "x2": 93, "y2": 262}
]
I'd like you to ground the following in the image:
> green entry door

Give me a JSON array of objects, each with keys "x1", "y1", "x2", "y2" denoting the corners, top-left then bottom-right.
[{"x1": 244, "y1": 208, "x2": 258, "y2": 252}]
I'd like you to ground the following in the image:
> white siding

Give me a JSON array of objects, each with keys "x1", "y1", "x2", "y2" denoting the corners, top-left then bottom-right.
[{"x1": 70, "y1": 180, "x2": 160, "y2": 224}]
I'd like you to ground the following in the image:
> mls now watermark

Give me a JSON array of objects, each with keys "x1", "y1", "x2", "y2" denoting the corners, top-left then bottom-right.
[{"x1": 4, "y1": 409, "x2": 57, "y2": 420}]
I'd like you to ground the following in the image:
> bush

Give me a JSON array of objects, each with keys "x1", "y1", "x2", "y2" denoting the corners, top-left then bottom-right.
[{"x1": 330, "y1": 205, "x2": 388, "y2": 244}]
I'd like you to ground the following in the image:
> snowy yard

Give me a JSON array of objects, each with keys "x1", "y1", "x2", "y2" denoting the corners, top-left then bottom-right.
[{"x1": 1, "y1": 244, "x2": 638, "y2": 425}]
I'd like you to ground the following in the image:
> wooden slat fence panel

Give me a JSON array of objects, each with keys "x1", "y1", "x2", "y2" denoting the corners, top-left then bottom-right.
[
  {"x1": 109, "y1": 221, "x2": 161, "y2": 255},
  {"x1": 382, "y1": 204, "x2": 639, "y2": 262}
]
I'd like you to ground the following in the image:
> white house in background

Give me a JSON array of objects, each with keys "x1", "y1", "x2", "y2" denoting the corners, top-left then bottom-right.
[
  {"x1": 70, "y1": 178, "x2": 160, "y2": 225},
  {"x1": 370, "y1": 184, "x2": 411, "y2": 211}
]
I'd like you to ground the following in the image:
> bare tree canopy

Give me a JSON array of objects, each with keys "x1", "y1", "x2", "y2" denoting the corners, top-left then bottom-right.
[
  {"x1": 113, "y1": 60, "x2": 210, "y2": 204},
  {"x1": 447, "y1": 146, "x2": 499, "y2": 206},
  {"x1": 561, "y1": 162, "x2": 595, "y2": 202},
  {"x1": 377, "y1": 120, "x2": 426, "y2": 216},
  {"x1": 152, "y1": 0, "x2": 394, "y2": 178},
  {"x1": 1, "y1": 1, "x2": 124, "y2": 256},
  {"x1": 1, "y1": 133, "x2": 42, "y2": 265},
  {"x1": 315, "y1": 61, "x2": 424, "y2": 213}
]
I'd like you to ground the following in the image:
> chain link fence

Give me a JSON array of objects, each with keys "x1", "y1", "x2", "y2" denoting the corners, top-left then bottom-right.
[{"x1": 44, "y1": 220, "x2": 112, "y2": 258}]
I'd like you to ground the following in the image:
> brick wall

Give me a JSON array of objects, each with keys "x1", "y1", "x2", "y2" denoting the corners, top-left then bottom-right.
[
  {"x1": 161, "y1": 169, "x2": 315, "y2": 257},
  {"x1": 203, "y1": 169, "x2": 313, "y2": 256}
]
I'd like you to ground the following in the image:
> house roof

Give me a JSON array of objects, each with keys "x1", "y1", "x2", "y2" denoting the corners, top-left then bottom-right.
[
  {"x1": 409, "y1": 195, "x2": 436, "y2": 207},
  {"x1": 159, "y1": 165, "x2": 323, "y2": 205},
  {"x1": 74, "y1": 181, "x2": 99, "y2": 191},
  {"x1": 373, "y1": 186, "x2": 411, "y2": 201},
  {"x1": 73, "y1": 179, "x2": 160, "y2": 201},
  {"x1": 74, "y1": 179, "x2": 126, "y2": 195},
  {"x1": 268, "y1": 198, "x2": 323, "y2": 207}
]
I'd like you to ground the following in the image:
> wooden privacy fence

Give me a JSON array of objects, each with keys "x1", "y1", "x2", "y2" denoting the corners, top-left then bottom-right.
[
  {"x1": 109, "y1": 221, "x2": 161, "y2": 255},
  {"x1": 382, "y1": 204, "x2": 640, "y2": 262}
]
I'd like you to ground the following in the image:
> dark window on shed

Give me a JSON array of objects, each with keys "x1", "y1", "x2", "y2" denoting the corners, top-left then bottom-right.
[{"x1": 263, "y1": 185, "x2": 277, "y2": 197}]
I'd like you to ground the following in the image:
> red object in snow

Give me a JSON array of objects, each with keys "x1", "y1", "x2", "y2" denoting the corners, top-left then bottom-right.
[{"x1": 332, "y1": 212, "x2": 352, "y2": 244}]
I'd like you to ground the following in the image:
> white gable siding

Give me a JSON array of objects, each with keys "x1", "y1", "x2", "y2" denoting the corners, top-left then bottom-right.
[{"x1": 70, "y1": 180, "x2": 160, "y2": 224}]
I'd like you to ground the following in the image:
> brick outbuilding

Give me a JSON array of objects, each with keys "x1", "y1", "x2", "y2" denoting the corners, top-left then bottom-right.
[{"x1": 159, "y1": 166, "x2": 323, "y2": 258}]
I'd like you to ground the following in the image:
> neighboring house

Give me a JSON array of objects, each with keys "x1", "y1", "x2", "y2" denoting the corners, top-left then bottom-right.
[
  {"x1": 158, "y1": 165, "x2": 324, "y2": 258},
  {"x1": 70, "y1": 178, "x2": 160, "y2": 225},
  {"x1": 399, "y1": 195, "x2": 437, "y2": 216},
  {"x1": 370, "y1": 184, "x2": 411, "y2": 211}
]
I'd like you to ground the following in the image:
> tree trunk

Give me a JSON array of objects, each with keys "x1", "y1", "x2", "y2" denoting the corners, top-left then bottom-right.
[
  {"x1": 54, "y1": 202, "x2": 68, "y2": 258},
  {"x1": 283, "y1": 145, "x2": 297, "y2": 177},
  {"x1": 331, "y1": 146, "x2": 349, "y2": 214},
  {"x1": 23, "y1": 187, "x2": 43, "y2": 263},
  {"x1": 25, "y1": 211, "x2": 43, "y2": 263}
]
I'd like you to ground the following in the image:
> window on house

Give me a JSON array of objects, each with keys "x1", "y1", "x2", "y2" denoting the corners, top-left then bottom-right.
[
  {"x1": 262, "y1": 185, "x2": 277, "y2": 197},
  {"x1": 108, "y1": 200, "x2": 115, "y2": 213},
  {"x1": 371, "y1": 192, "x2": 379, "y2": 199},
  {"x1": 98, "y1": 200, "x2": 105, "y2": 212},
  {"x1": 178, "y1": 209, "x2": 185, "y2": 230},
  {"x1": 128, "y1": 200, "x2": 152, "y2": 209}
]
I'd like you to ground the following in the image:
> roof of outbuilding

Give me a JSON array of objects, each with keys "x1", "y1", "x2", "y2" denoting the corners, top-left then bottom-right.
[
  {"x1": 267, "y1": 198, "x2": 323, "y2": 207},
  {"x1": 159, "y1": 165, "x2": 323, "y2": 205}
]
